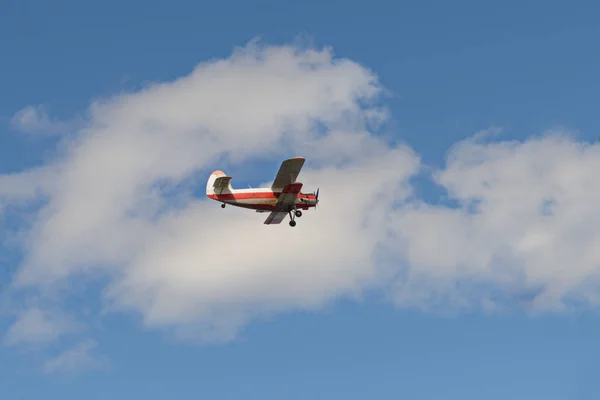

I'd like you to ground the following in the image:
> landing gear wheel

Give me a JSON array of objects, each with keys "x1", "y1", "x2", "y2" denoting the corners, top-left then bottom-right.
[
  {"x1": 221, "y1": 203, "x2": 226, "y2": 208},
  {"x1": 295, "y1": 210, "x2": 302, "y2": 218},
  {"x1": 289, "y1": 220, "x2": 296, "y2": 227}
]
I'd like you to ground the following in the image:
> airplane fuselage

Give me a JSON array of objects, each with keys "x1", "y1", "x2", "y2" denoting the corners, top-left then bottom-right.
[{"x1": 207, "y1": 188, "x2": 318, "y2": 212}]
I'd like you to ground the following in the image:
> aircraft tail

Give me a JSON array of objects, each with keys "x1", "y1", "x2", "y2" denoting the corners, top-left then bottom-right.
[{"x1": 206, "y1": 170, "x2": 233, "y2": 196}]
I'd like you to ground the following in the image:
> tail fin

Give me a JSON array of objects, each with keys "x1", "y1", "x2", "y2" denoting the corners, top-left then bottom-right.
[{"x1": 206, "y1": 170, "x2": 233, "y2": 196}]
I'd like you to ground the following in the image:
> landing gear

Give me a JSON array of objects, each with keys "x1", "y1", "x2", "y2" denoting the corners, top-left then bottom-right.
[
  {"x1": 295, "y1": 210, "x2": 302, "y2": 218},
  {"x1": 288, "y1": 209, "x2": 298, "y2": 227},
  {"x1": 221, "y1": 203, "x2": 226, "y2": 208}
]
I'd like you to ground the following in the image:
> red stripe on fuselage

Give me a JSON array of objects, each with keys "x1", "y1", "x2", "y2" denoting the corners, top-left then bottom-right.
[
  {"x1": 207, "y1": 192, "x2": 316, "y2": 201},
  {"x1": 208, "y1": 192, "x2": 275, "y2": 200}
]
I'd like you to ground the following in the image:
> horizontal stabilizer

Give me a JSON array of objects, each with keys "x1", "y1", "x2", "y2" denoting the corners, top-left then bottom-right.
[{"x1": 213, "y1": 176, "x2": 232, "y2": 189}]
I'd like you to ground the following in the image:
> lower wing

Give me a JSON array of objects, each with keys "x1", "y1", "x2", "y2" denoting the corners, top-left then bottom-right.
[{"x1": 264, "y1": 211, "x2": 287, "y2": 225}]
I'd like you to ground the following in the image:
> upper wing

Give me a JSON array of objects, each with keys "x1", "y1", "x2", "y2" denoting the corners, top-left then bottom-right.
[
  {"x1": 271, "y1": 157, "x2": 305, "y2": 190},
  {"x1": 263, "y1": 211, "x2": 287, "y2": 225}
]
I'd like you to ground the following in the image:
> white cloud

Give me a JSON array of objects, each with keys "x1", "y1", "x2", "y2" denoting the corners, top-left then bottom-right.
[
  {"x1": 3, "y1": 307, "x2": 78, "y2": 346},
  {"x1": 390, "y1": 131, "x2": 600, "y2": 312},
  {"x1": 2, "y1": 39, "x2": 600, "y2": 348},
  {"x1": 0, "y1": 40, "x2": 418, "y2": 343},
  {"x1": 43, "y1": 339, "x2": 105, "y2": 374},
  {"x1": 10, "y1": 105, "x2": 69, "y2": 135}
]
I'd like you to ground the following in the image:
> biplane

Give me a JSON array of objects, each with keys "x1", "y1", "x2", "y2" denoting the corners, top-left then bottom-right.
[{"x1": 206, "y1": 157, "x2": 319, "y2": 227}]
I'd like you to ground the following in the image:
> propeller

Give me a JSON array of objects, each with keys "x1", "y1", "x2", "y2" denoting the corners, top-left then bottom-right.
[{"x1": 314, "y1": 188, "x2": 319, "y2": 210}]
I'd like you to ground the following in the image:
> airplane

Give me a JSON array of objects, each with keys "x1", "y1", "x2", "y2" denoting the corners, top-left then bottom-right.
[{"x1": 206, "y1": 157, "x2": 319, "y2": 227}]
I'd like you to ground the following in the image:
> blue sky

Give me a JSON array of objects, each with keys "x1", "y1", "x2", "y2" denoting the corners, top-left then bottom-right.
[{"x1": 2, "y1": 0, "x2": 600, "y2": 399}]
